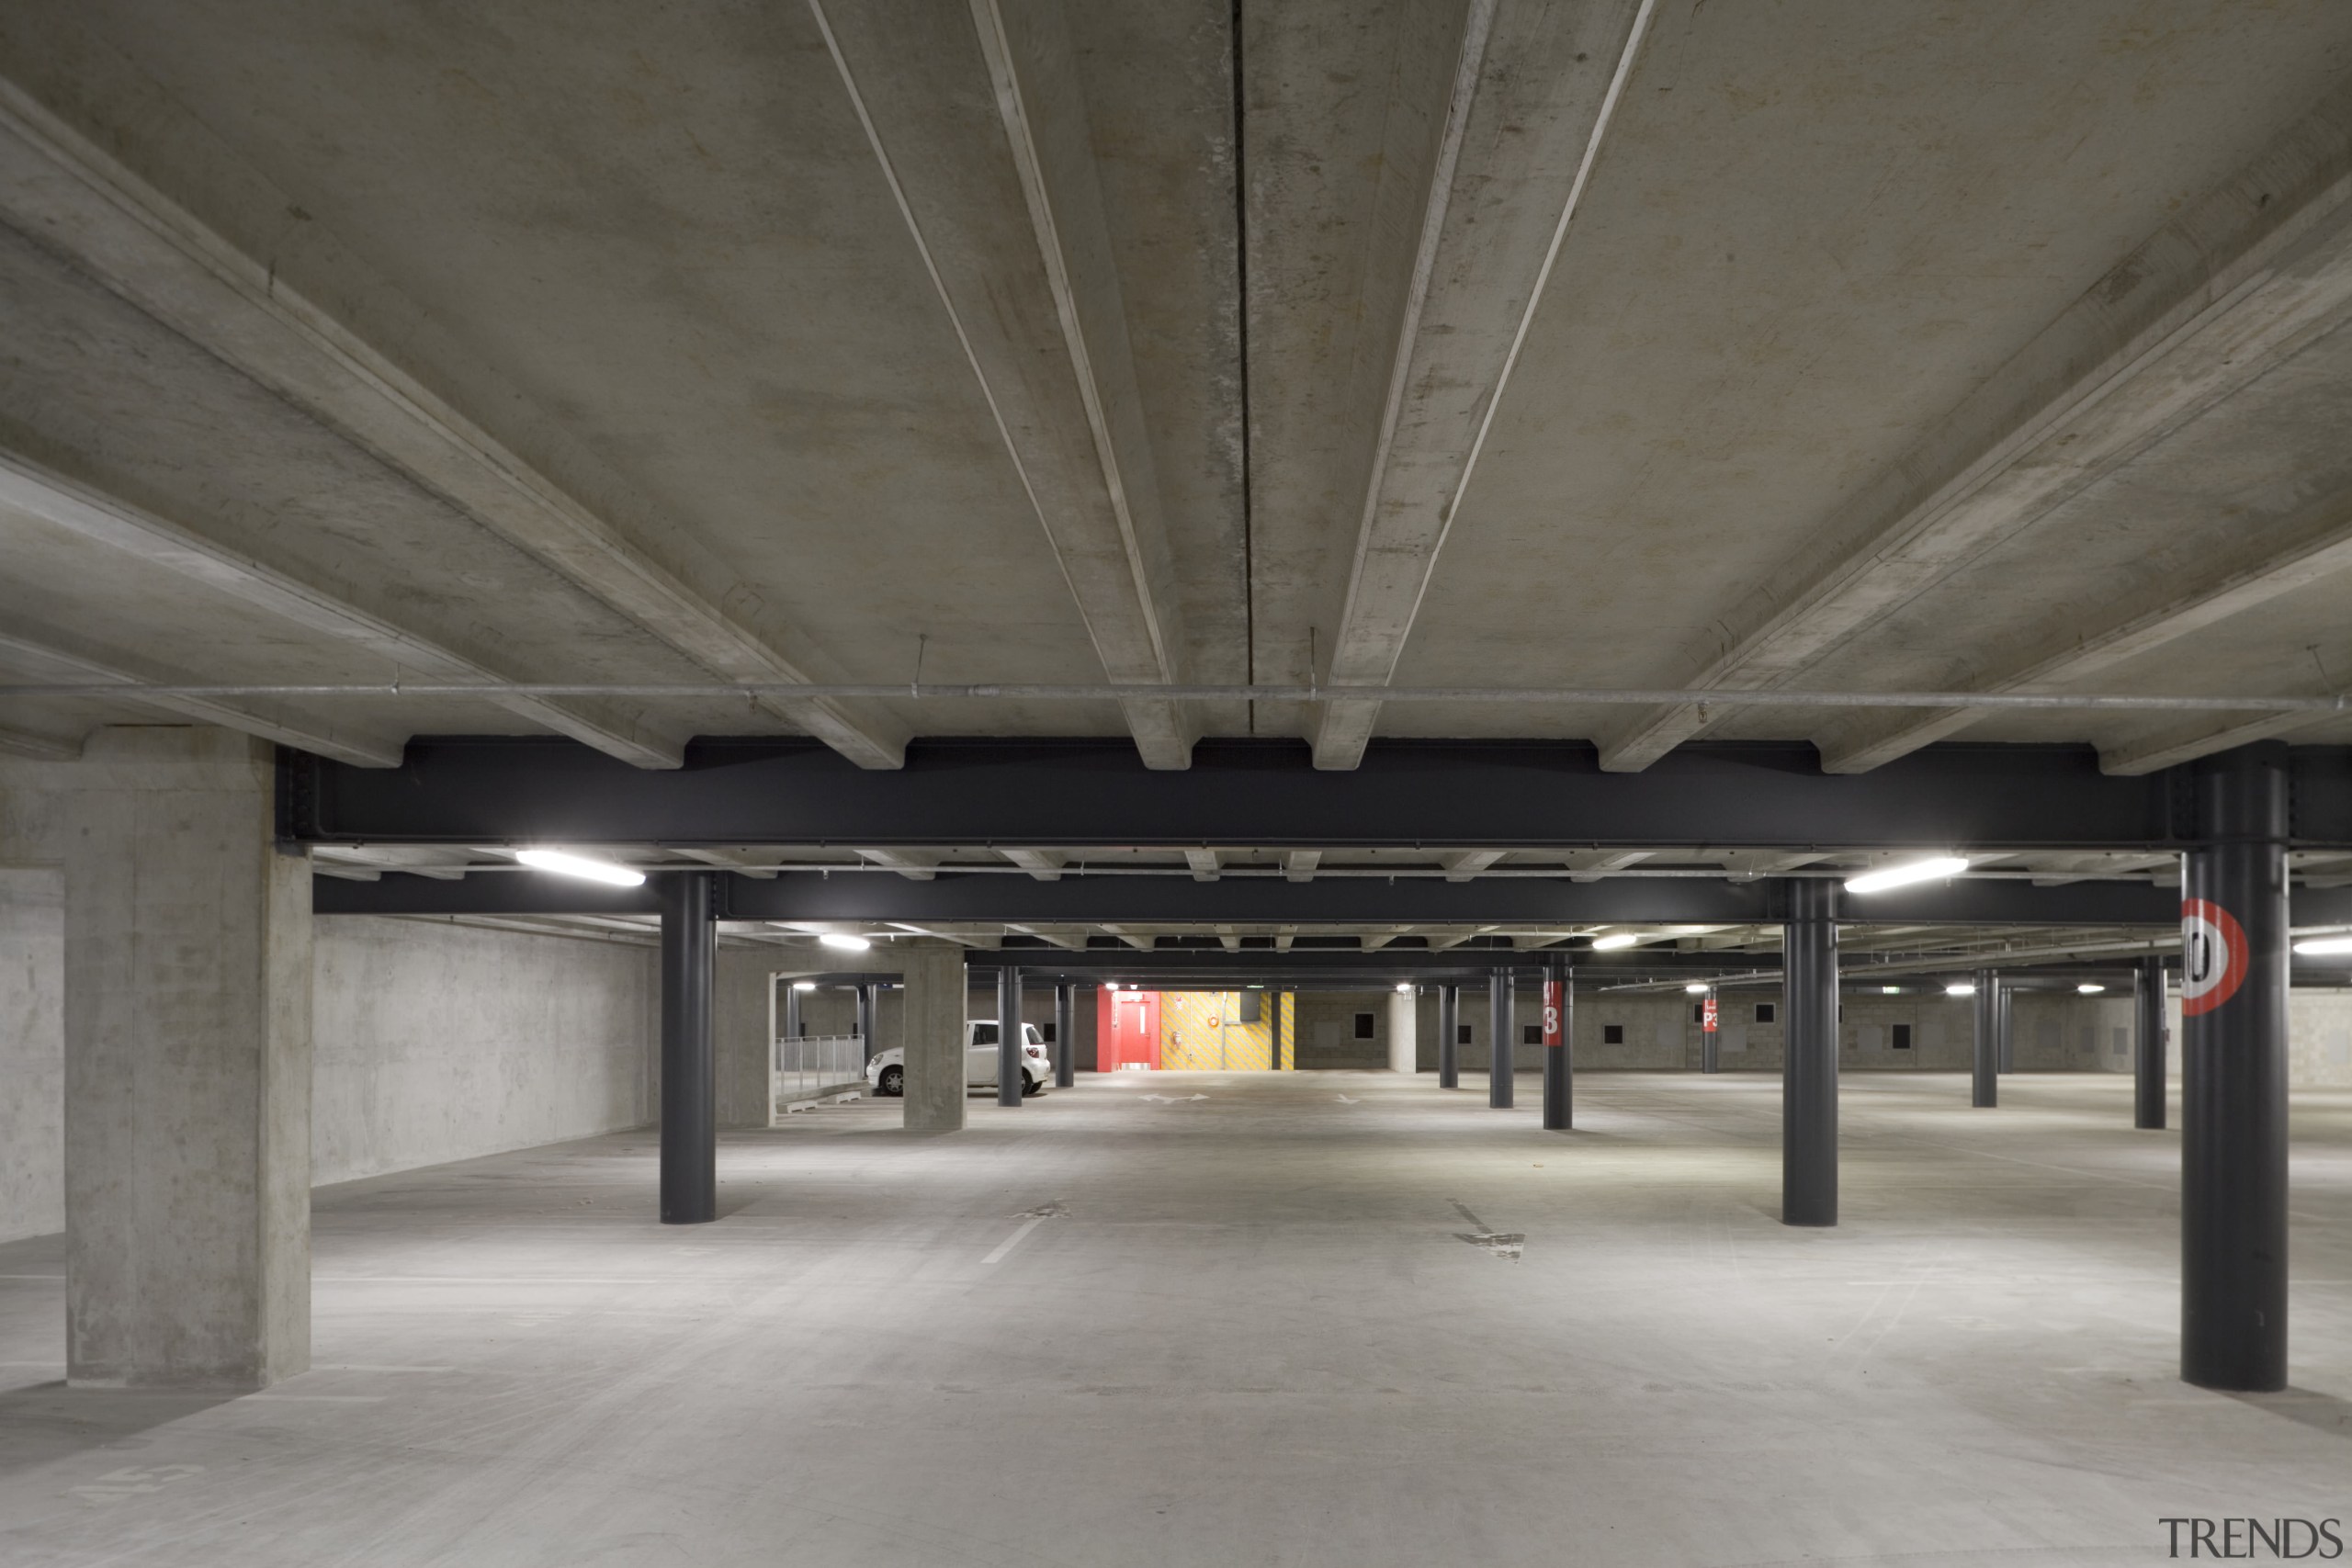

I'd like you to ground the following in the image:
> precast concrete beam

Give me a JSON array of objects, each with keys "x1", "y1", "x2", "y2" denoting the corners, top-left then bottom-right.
[
  {"x1": 1311, "y1": 0, "x2": 1654, "y2": 769},
  {"x1": 1598, "y1": 77, "x2": 2352, "y2": 773},
  {"x1": 0, "y1": 46, "x2": 907, "y2": 769},
  {"x1": 810, "y1": 0, "x2": 1195, "y2": 769}
]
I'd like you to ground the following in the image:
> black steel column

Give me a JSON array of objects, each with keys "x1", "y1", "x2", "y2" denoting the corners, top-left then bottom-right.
[
  {"x1": 659, "y1": 871, "x2": 717, "y2": 1225},
  {"x1": 1996, "y1": 977, "x2": 2014, "y2": 1073},
  {"x1": 1437, "y1": 986, "x2": 1459, "y2": 1089},
  {"x1": 855, "y1": 983, "x2": 877, "y2": 1061},
  {"x1": 997, "y1": 965, "x2": 1024, "y2": 1106},
  {"x1": 1542, "y1": 959, "x2": 1573, "y2": 1130},
  {"x1": 1781, "y1": 878, "x2": 1838, "y2": 1227},
  {"x1": 2182, "y1": 743, "x2": 2290, "y2": 1392},
  {"x1": 1972, "y1": 969, "x2": 1998, "y2": 1109},
  {"x1": 2135, "y1": 954, "x2": 2168, "y2": 1131},
  {"x1": 1054, "y1": 982, "x2": 1076, "y2": 1089},
  {"x1": 1488, "y1": 968, "x2": 1514, "y2": 1109},
  {"x1": 783, "y1": 981, "x2": 801, "y2": 1043},
  {"x1": 1701, "y1": 986, "x2": 1720, "y2": 1074}
]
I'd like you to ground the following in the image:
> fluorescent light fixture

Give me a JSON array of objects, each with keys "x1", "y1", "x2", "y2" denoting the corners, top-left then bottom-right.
[
  {"x1": 2293, "y1": 935, "x2": 2352, "y2": 955},
  {"x1": 514, "y1": 849, "x2": 644, "y2": 886},
  {"x1": 1104, "y1": 982, "x2": 1120, "y2": 991},
  {"x1": 819, "y1": 932, "x2": 872, "y2": 952},
  {"x1": 1882, "y1": 985, "x2": 1902, "y2": 995},
  {"x1": 1684, "y1": 983, "x2": 1709, "y2": 995},
  {"x1": 1396, "y1": 982, "x2": 1413, "y2": 994},
  {"x1": 792, "y1": 981, "x2": 817, "y2": 992},
  {"x1": 1591, "y1": 932, "x2": 1638, "y2": 950},
  {"x1": 1844, "y1": 856, "x2": 1969, "y2": 895},
  {"x1": 2077, "y1": 983, "x2": 2106, "y2": 994},
  {"x1": 1945, "y1": 982, "x2": 1975, "y2": 996}
]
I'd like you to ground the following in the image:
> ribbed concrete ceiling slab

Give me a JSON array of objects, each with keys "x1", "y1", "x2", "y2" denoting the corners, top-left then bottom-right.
[{"x1": 4, "y1": 1, "x2": 2352, "y2": 773}]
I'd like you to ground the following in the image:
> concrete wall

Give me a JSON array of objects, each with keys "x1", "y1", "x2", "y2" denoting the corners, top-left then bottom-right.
[
  {"x1": 1, "y1": 899, "x2": 659, "y2": 1239},
  {"x1": 311, "y1": 918, "x2": 657, "y2": 1186}
]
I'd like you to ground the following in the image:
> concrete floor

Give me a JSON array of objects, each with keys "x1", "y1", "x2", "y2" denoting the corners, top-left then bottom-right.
[{"x1": 1, "y1": 1072, "x2": 2347, "y2": 1566}]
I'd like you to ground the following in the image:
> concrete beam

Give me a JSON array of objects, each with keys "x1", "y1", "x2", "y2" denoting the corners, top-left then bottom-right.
[
  {"x1": 1184, "y1": 849, "x2": 1222, "y2": 883},
  {"x1": 675, "y1": 849, "x2": 783, "y2": 880},
  {"x1": 0, "y1": 623, "x2": 403, "y2": 770},
  {"x1": 0, "y1": 721, "x2": 79, "y2": 760},
  {"x1": 857, "y1": 849, "x2": 942, "y2": 882},
  {"x1": 1597, "y1": 79, "x2": 2352, "y2": 772},
  {"x1": 1283, "y1": 850, "x2": 1322, "y2": 884},
  {"x1": 0, "y1": 406, "x2": 684, "y2": 769},
  {"x1": 1001, "y1": 849, "x2": 1068, "y2": 882},
  {"x1": 1310, "y1": 0, "x2": 1655, "y2": 768},
  {"x1": 810, "y1": 0, "x2": 1193, "y2": 768},
  {"x1": 1440, "y1": 849, "x2": 1507, "y2": 883},
  {"x1": 0, "y1": 55, "x2": 906, "y2": 769},
  {"x1": 1567, "y1": 851, "x2": 1650, "y2": 883},
  {"x1": 2099, "y1": 714, "x2": 2335, "y2": 777},
  {"x1": 1822, "y1": 488, "x2": 2352, "y2": 773}
]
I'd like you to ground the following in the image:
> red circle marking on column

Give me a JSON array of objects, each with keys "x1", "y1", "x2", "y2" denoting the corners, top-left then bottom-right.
[{"x1": 2179, "y1": 897, "x2": 2248, "y2": 1017}]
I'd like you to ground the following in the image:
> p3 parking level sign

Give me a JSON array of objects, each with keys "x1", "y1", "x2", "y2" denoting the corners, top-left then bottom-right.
[
  {"x1": 1702, "y1": 995, "x2": 1719, "y2": 1033},
  {"x1": 1541, "y1": 980, "x2": 1564, "y2": 1047},
  {"x1": 2179, "y1": 897, "x2": 2249, "y2": 1017}
]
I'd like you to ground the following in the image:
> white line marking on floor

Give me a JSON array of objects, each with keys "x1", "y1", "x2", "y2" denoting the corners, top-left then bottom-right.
[
  {"x1": 242, "y1": 1393, "x2": 387, "y2": 1402},
  {"x1": 982, "y1": 1214, "x2": 1049, "y2": 1265}
]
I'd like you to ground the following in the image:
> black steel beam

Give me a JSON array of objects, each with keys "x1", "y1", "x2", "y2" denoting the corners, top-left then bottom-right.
[
  {"x1": 277, "y1": 735, "x2": 2315, "y2": 851},
  {"x1": 311, "y1": 863, "x2": 2195, "y2": 926}
]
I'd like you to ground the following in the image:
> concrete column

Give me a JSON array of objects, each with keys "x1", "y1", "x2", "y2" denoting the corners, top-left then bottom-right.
[
  {"x1": 1781, "y1": 878, "x2": 1838, "y2": 1227},
  {"x1": 1972, "y1": 970, "x2": 1998, "y2": 1108},
  {"x1": 1054, "y1": 982, "x2": 1075, "y2": 1088},
  {"x1": 2182, "y1": 743, "x2": 2290, "y2": 1392},
  {"x1": 63, "y1": 730, "x2": 310, "y2": 1387},
  {"x1": 1437, "y1": 986, "x2": 1459, "y2": 1089},
  {"x1": 996, "y1": 965, "x2": 1023, "y2": 1106},
  {"x1": 2134, "y1": 955, "x2": 2168, "y2": 1131},
  {"x1": 658, "y1": 871, "x2": 716, "y2": 1225},
  {"x1": 1487, "y1": 969, "x2": 1514, "y2": 1109},
  {"x1": 1386, "y1": 986, "x2": 1417, "y2": 1073},
  {"x1": 899, "y1": 945, "x2": 965, "y2": 1132}
]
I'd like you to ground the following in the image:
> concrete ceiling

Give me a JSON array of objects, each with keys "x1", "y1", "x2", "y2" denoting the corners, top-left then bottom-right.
[{"x1": 6, "y1": 2, "x2": 2352, "y2": 775}]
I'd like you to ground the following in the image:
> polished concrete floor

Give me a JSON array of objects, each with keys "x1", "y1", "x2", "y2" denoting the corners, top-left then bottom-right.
[{"x1": 1, "y1": 1071, "x2": 2348, "y2": 1566}]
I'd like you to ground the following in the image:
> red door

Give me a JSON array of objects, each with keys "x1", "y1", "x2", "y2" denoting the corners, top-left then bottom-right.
[{"x1": 1097, "y1": 988, "x2": 1161, "y2": 1070}]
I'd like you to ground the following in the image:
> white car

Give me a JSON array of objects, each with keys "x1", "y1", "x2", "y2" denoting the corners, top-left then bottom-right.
[{"x1": 868, "y1": 1020, "x2": 1049, "y2": 1099}]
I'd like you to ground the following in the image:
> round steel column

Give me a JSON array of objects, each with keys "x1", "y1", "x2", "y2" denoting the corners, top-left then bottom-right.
[
  {"x1": 1972, "y1": 970, "x2": 1998, "y2": 1108},
  {"x1": 1701, "y1": 986, "x2": 1720, "y2": 1075},
  {"x1": 1488, "y1": 969, "x2": 1515, "y2": 1109},
  {"x1": 1054, "y1": 982, "x2": 1076, "y2": 1089},
  {"x1": 658, "y1": 871, "x2": 717, "y2": 1225},
  {"x1": 2182, "y1": 743, "x2": 2290, "y2": 1392},
  {"x1": 2134, "y1": 954, "x2": 2168, "y2": 1132},
  {"x1": 997, "y1": 966, "x2": 1024, "y2": 1107},
  {"x1": 1542, "y1": 960, "x2": 1573, "y2": 1131},
  {"x1": 1437, "y1": 986, "x2": 1459, "y2": 1089},
  {"x1": 1781, "y1": 879, "x2": 1838, "y2": 1227}
]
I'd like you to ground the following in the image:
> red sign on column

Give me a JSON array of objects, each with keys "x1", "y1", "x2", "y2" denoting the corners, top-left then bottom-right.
[
  {"x1": 1702, "y1": 995, "x2": 1719, "y2": 1033},
  {"x1": 1541, "y1": 980, "x2": 1564, "y2": 1046}
]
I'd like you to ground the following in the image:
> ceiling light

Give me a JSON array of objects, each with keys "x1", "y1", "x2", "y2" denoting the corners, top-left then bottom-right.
[
  {"x1": 1396, "y1": 982, "x2": 1413, "y2": 994},
  {"x1": 1591, "y1": 933, "x2": 1638, "y2": 950},
  {"x1": 1945, "y1": 982, "x2": 1975, "y2": 996},
  {"x1": 820, "y1": 932, "x2": 872, "y2": 952},
  {"x1": 2077, "y1": 983, "x2": 2106, "y2": 994},
  {"x1": 1104, "y1": 981, "x2": 1120, "y2": 991},
  {"x1": 1882, "y1": 986, "x2": 1902, "y2": 995},
  {"x1": 2294, "y1": 935, "x2": 2352, "y2": 956},
  {"x1": 1684, "y1": 983, "x2": 1709, "y2": 995},
  {"x1": 514, "y1": 849, "x2": 644, "y2": 886},
  {"x1": 1844, "y1": 856, "x2": 1969, "y2": 895},
  {"x1": 792, "y1": 980, "x2": 817, "y2": 992}
]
